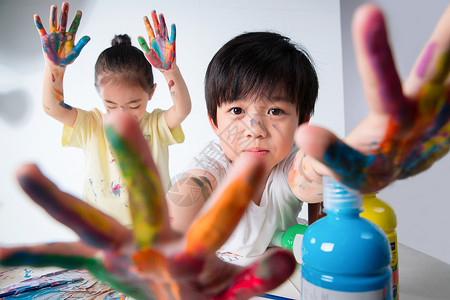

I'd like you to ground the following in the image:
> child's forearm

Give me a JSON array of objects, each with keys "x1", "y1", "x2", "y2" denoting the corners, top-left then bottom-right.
[
  {"x1": 288, "y1": 149, "x2": 324, "y2": 203},
  {"x1": 42, "y1": 63, "x2": 77, "y2": 127},
  {"x1": 166, "y1": 170, "x2": 216, "y2": 233},
  {"x1": 162, "y1": 64, "x2": 192, "y2": 129}
]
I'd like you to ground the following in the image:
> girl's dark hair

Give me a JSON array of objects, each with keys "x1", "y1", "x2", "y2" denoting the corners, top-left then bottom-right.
[
  {"x1": 95, "y1": 34, "x2": 154, "y2": 93},
  {"x1": 205, "y1": 31, "x2": 318, "y2": 126}
]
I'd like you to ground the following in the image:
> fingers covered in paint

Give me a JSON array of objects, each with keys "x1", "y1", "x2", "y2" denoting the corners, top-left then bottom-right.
[
  {"x1": 185, "y1": 156, "x2": 265, "y2": 256},
  {"x1": 34, "y1": 2, "x2": 90, "y2": 67},
  {"x1": 15, "y1": 164, "x2": 131, "y2": 250},
  {"x1": 296, "y1": 4, "x2": 450, "y2": 193},
  {"x1": 214, "y1": 249, "x2": 296, "y2": 300},
  {"x1": 104, "y1": 111, "x2": 172, "y2": 249},
  {"x1": 404, "y1": 4, "x2": 450, "y2": 96},
  {"x1": 138, "y1": 10, "x2": 176, "y2": 70},
  {"x1": 0, "y1": 242, "x2": 100, "y2": 270}
]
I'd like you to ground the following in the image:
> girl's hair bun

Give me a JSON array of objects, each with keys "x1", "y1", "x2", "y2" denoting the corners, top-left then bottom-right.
[{"x1": 111, "y1": 34, "x2": 132, "y2": 46}]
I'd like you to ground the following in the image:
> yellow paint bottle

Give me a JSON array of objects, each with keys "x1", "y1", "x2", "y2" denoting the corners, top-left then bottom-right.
[{"x1": 361, "y1": 193, "x2": 399, "y2": 299}]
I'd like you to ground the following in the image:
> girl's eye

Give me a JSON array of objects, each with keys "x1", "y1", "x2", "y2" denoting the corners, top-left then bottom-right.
[
  {"x1": 229, "y1": 107, "x2": 244, "y2": 115},
  {"x1": 268, "y1": 108, "x2": 284, "y2": 116},
  {"x1": 130, "y1": 106, "x2": 140, "y2": 110}
]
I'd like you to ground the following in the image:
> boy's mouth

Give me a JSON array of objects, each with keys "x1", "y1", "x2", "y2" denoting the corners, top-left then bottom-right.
[{"x1": 242, "y1": 148, "x2": 269, "y2": 157}]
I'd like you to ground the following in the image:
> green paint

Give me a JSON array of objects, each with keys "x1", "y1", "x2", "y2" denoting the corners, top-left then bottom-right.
[{"x1": 105, "y1": 125, "x2": 164, "y2": 249}]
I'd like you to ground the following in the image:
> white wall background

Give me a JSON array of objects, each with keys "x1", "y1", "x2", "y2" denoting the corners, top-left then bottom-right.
[
  {"x1": 340, "y1": 0, "x2": 450, "y2": 264},
  {"x1": 0, "y1": 1, "x2": 343, "y2": 245}
]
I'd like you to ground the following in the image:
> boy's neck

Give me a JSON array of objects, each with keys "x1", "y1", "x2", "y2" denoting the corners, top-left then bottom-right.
[{"x1": 251, "y1": 171, "x2": 271, "y2": 206}]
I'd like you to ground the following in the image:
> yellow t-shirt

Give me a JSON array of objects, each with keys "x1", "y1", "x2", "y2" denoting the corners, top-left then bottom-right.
[{"x1": 62, "y1": 108, "x2": 184, "y2": 226}]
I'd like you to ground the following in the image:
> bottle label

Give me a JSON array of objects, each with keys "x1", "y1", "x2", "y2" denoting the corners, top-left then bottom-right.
[
  {"x1": 293, "y1": 233, "x2": 304, "y2": 263},
  {"x1": 302, "y1": 278, "x2": 391, "y2": 300}
]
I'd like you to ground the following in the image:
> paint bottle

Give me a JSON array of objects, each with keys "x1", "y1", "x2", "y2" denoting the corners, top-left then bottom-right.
[
  {"x1": 301, "y1": 176, "x2": 392, "y2": 299},
  {"x1": 273, "y1": 224, "x2": 308, "y2": 263},
  {"x1": 361, "y1": 193, "x2": 399, "y2": 300}
]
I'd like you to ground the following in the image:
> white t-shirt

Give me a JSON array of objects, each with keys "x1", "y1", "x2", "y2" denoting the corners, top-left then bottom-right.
[{"x1": 186, "y1": 140, "x2": 303, "y2": 258}]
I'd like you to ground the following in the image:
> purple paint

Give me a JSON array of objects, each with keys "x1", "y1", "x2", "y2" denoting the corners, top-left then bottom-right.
[{"x1": 417, "y1": 42, "x2": 437, "y2": 78}]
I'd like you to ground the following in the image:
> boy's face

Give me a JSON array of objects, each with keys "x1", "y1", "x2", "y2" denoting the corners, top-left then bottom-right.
[
  {"x1": 99, "y1": 81, "x2": 155, "y2": 122},
  {"x1": 210, "y1": 92, "x2": 299, "y2": 173}
]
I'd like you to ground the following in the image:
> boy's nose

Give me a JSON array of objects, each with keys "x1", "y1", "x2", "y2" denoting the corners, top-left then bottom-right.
[{"x1": 245, "y1": 115, "x2": 267, "y2": 138}]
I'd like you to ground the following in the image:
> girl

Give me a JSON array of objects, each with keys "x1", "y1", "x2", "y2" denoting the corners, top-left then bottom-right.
[{"x1": 34, "y1": 2, "x2": 191, "y2": 226}]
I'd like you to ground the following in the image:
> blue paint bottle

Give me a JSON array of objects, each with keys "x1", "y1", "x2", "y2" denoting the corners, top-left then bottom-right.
[{"x1": 301, "y1": 176, "x2": 392, "y2": 299}]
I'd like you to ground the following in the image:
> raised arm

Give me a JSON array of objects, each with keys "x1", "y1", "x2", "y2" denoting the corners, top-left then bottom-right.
[
  {"x1": 138, "y1": 10, "x2": 191, "y2": 130},
  {"x1": 34, "y1": 2, "x2": 90, "y2": 126},
  {"x1": 295, "y1": 3, "x2": 450, "y2": 193}
]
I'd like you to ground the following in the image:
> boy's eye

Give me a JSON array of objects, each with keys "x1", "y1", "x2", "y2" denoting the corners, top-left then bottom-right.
[
  {"x1": 268, "y1": 108, "x2": 284, "y2": 116},
  {"x1": 130, "y1": 105, "x2": 140, "y2": 110},
  {"x1": 229, "y1": 107, "x2": 244, "y2": 115}
]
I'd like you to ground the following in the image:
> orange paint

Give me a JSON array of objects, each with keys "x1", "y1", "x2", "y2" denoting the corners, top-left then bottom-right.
[{"x1": 185, "y1": 160, "x2": 264, "y2": 255}]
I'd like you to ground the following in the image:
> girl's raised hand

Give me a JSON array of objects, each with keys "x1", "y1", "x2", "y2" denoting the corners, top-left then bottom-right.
[
  {"x1": 138, "y1": 10, "x2": 176, "y2": 70},
  {"x1": 34, "y1": 2, "x2": 90, "y2": 67}
]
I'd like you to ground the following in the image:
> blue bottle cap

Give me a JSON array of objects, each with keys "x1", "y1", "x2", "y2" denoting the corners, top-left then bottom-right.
[{"x1": 323, "y1": 176, "x2": 362, "y2": 210}]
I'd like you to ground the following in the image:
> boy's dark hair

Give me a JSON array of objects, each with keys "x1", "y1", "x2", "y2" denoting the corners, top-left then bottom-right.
[
  {"x1": 95, "y1": 34, "x2": 154, "y2": 94},
  {"x1": 205, "y1": 31, "x2": 318, "y2": 126}
]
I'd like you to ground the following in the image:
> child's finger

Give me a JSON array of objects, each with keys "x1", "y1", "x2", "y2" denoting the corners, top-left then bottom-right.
[
  {"x1": 69, "y1": 35, "x2": 91, "y2": 61},
  {"x1": 159, "y1": 13, "x2": 167, "y2": 39},
  {"x1": 16, "y1": 164, "x2": 131, "y2": 250},
  {"x1": 215, "y1": 249, "x2": 296, "y2": 300},
  {"x1": 34, "y1": 14, "x2": 47, "y2": 37},
  {"x1": 68, "y1": 10, "x2": 82, "y2": 37},
  {"x1": 294, "y1": 124, "x2": 376, "y2": 192},
  {"x1": 169, "y1": 24, "x2": 176, "y2": 44},
  {"x1": 58, "y1": 2, "x2": 69, "y2": 34},
  {"x1": 352, "y1": 4, "x2": 407, "y2": 120},
  {"x1": 49, "y1": 4, "x2": 57, "y2": 32},
  {"x1": 144, "y1": 16, "x2": 156, "y2": 41},
  {"x1": 404, "y1": 4, "x2": 450, "y2": 97},
  {"x1": 137, "y1": 36, "x2": 150, "y2": 53},
  {"x1": 185, "y1": 156, "x2": 265, "y2": 256},
  {"x1": 151, "y1": 10, "x2": 161, "y2": 37},
  {"x1": 104, "y1": 111, "x2": 172, "y2": 249},
  {"x1": 0, "y1": 242, "x2": 98, "y2": 269}
]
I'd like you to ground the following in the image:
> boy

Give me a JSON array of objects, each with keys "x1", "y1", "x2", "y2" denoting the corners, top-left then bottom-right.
[{"x1": 166, "y1": 31, "x2": 322, "y2": 258}]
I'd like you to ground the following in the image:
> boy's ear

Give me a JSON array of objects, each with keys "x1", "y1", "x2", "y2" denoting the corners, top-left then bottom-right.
[
  {"x1": 208, "y1": 115, "x2": 219, "y2": 135},
  {"x1": 148, "y1": 83, "x2": 157, "y2": 100}
]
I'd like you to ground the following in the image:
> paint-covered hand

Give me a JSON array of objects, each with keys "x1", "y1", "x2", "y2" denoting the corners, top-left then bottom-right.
[
  {"x1": 34, "y1": 2, "x2": 90, "y2": 67},
  {"x1": 295, "y1": 4, "x2": 450, "y2": 193},
  {"x1": 138, "y1": 10, "x2": 176, "y2": 70},
  {"x1": 0, "y1": 112, "x2": 296, "y2": 300}
]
